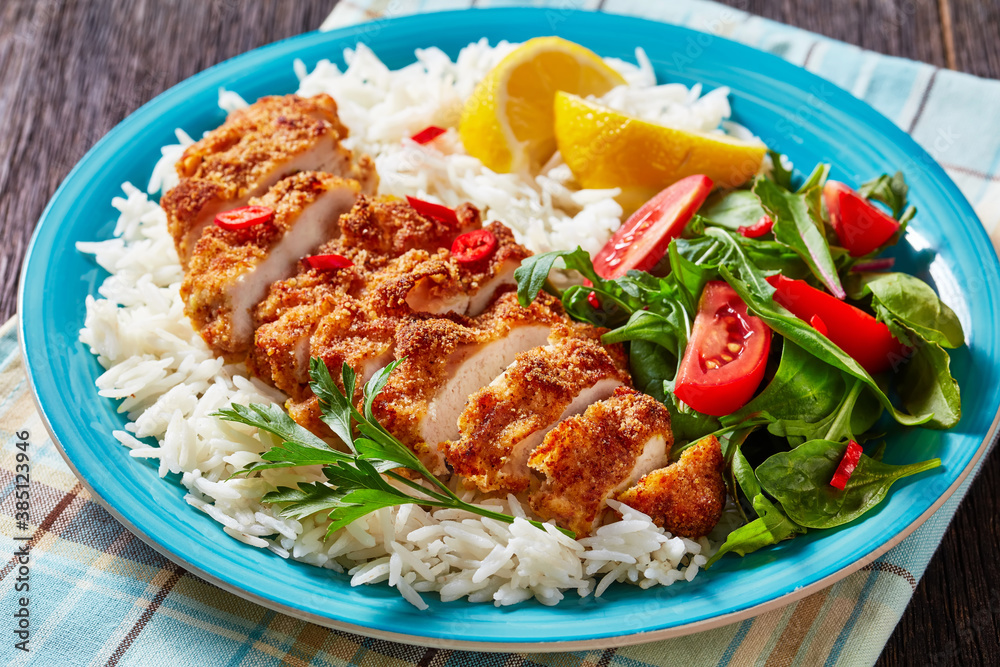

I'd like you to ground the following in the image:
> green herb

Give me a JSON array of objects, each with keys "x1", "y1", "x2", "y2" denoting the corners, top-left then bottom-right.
[
  {"x1": 217, "y1": 359, "x2": 574, "y2": 539},
  {"x1": 755, "y1": 439, "x2": 940, "y2": 529},
  {"x1": 753, "y1": 165, "x2": 845, "y2": 298}
]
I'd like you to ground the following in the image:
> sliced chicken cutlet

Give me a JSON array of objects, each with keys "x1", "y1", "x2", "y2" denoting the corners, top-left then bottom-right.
[
  {"x1": 247, "y1": 200, "x2": 527, "y2": 402},
  {"x1": 163, "y1": 94, "x2": 377, "y2": 264},
  {"x1": 181, "y1": 172, "x2": 360, "y2": 356},
  {"x1": 528, "y1": 387, "x2": 672, "y2": 537},
  {"x1": 616, "y1": 435, "x2": 726, "y2": 539},
  {"x1": 370, "y1": 222, "x2": 529, "y2": 317},
  {"x1": 371, "y1": 291, "x2": 568, "y2": 474},
  {"x1": 443, "y1": 336, "x2": 631, "y2": 494}
]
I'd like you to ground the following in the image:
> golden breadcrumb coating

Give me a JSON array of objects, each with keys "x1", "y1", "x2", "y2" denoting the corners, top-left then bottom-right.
[
  {"x1": 615, "y1": 435, "x2": 726, "y2": 539},
  {"x1": 527, "y1": 387, "x2": 672, "y2": 537},
  {"x1": 370, "y1": 291, "x2": 568, "y2": 473},
  {"x1": 443, "y1": 336, "x2": 631, "y2": 494},
  {"x1": 163, "y1": 94, "x2": 376, "y2": 263},
  {"x1": 181, "y1": 173, "x2": 360, "y2": 356}
]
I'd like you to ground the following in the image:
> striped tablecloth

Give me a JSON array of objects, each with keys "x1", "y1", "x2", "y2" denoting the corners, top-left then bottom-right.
[{"x1": 3, "y1": 1, "x2": 1000, "y2": 665}]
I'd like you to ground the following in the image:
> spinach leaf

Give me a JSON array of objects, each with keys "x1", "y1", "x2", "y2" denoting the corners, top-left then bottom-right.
[
  {"x1": 628, "y1": 340, "x2": 674, "y2": 402},
  {"x1": 721, "y1": 267, "x2": 932, "y2": 426},
  {"x1": 662, "y1": 392, "x2": 722, "y2": 445},
  {"x1": 705, "y1": 494, "x2": 804, "y2": 567},
  {"x1": 755, "y1": 439, "x2": 941, "y2": 529},
  {"x1": 897, "y1": 341, "x2": 962, "y2": 429},
  {"x1": 514, "y1": 248, "x2": 594, "y2": 307},
  {"x1": 754, "y1": 169, "x2": 845, "y2": 298},
  {"x1": 847, "y1": 272, "x2": 964, "y2": 349},
  {"x1": 700, "y1": 190, "x2": 767, "y2": 231},
  {"x1": 732, "y1": 444, "x2": 762, "y2": 502}
]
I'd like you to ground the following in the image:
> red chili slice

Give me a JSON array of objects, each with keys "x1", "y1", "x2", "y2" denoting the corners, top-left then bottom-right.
[
  {"x1": 451, "y1": 229, "x2": 497, "y2": 264},
  {"x1": 830, "y1": 440, "x2": 864, "y2": 490},
  {"x1": 767, "y1": 274, "x2": 906, "y2": 374},
  {"x1": 824, "y1": 181, "x2": 901, "y2": 257},
  {"x1": 304, "y1": 254, "x2": 354, "y2": 270},
  {"x1": 738, "y1": 215, "x2": 774, "y2": 238},
  {"x1": 214, "y1": 206, "x2": 274, "y2": 231},
  {"x1": 410, "y1": 126, "x2": 447, "y2": 144},
  {"x1": 674, "y1": 281, "x2": 772, "y2": 416},
  {"x1": 593, "y1": 175, "x2": 714, "y2": 279},
  {"x1": 587, "y1": 291, "x2": 601, "y2": 309},
  {"x1": 406, "y1": 195, "x2": 459, "y2": 225}
]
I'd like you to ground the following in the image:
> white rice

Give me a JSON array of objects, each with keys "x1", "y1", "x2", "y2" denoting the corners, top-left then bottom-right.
[{"x1": 78, "y1": 41, "x2": 745, "y2": 608}]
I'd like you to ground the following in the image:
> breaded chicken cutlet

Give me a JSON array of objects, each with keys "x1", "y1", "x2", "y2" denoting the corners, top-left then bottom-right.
[{"x1": 163, "y1": 94, "x2": 376, "y2": 264}]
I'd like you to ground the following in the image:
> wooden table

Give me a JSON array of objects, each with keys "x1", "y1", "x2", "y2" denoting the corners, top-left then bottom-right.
[{"x1": 1, "y1": 1, "x2": 997, "y2": 664}]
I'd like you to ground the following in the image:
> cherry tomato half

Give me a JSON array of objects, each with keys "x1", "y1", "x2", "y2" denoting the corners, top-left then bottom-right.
[
  {"x1": 767, "y1": 274, "x2": 906, "y2": 374},
  {"x1": 304, "y1": 254, "x2": 354, "y2": 270},
  {"x1": 674, "y1": 281, "x2": 772, "y2": 416},
  {"x1": 214, "y1": 205, "x2": 274, "y2": 230},
  {"x1": 824, "y1": 181, "x2": 901, "y2": 257},
  {"x1": 451, "y1": 229, "x2": 497, "y2": 264},
  {"x1": 593, "y1": 175, "x2": 714, "y2": 279},
  {"x1": 406, "y1": 195, "x2": 459, "y2": 225}
]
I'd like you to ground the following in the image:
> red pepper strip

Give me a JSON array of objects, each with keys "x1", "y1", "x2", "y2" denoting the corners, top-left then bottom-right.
[
  {"x1": 406, "y1": 195, "x2": 459, "y2": 225},
  {"x1": 410, "y1": 126, "x2": 447, "y2": 144},
  {"x1": 451, "y1": 229, "x2": 497, "y2": 264},
  {"x1": 587, "y1": 291, "x2": 601, "y2": 309},
  {"x1": 767, "y1": 274, "x2": 906, "y2": 374},
  {"x1": 738, "y1": 215, "x2": 774, "y2": 238},
  {"x1": 214, "y1": 205, "x2": 274, "y2": 231},
  {"x1": 305, "y1": 254, "x2": 354, "y2": 270},
  {"x1": 830, "y1": 440, "x2": 864, "y2": 490},
  {"x1": 809, "y1": 314, "x2": 828, "y2": 337}
]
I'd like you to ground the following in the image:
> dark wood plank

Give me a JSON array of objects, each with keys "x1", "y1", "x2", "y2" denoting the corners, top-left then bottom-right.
[{"x1": 1, "y1": 3, "x2": 998, "y2": 667}]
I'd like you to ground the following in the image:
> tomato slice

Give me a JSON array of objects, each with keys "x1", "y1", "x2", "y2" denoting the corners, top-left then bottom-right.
[
  {"x1": 767, "y1": 274, "x2": 906, "y2": 374},
  {"x1": 674, "y1": 281, "x2": 772, "y2": 416},
  {"x1": 824, "y1": 181, "x2": 901, "y2": 257},
  {"x1": 304, "y1": 253, "x2": 354, "y2": 270},
  {"x1": 593, "y1": 175, "x2": 714, "y2": 279},
  {"x1": 214, "y1": 205, "x2": 274, "y2": 230},
  {"x1": 451, "y1": 229, "x2": 497, "y2": 263},
  {"x1": 406, "y1": 195, "x2": 459, "y2": 225}
]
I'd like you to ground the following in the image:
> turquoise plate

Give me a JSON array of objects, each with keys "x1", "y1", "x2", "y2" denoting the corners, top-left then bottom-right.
[{"x1": 19, "y1": 8, "x2": 1000, "y2": 650}]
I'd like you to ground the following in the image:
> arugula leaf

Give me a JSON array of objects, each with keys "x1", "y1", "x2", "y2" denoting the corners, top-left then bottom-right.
[
  {"x1": 897, "y1": 341, "x2": 961, "y2": 429},
  {"x1": 705, "y1": 494, "x2": 804, "y2": 567},
  {"x1": 754, "y1": 170, "x2": 845, "y2": 298},
  {"x1": 857, "y1": 172, "x2": 909, "y2": 219},
  {"x1": 768, "y1": 150, "x2": 795, "y2": 190},
  {"x1": 847, "y1": 272, "x2": 964, "y2": 349},
  {"x1": 514, "y1": 247, "x2": 600, "y2": 307},
  {"x1": 755, "y1": 439, "x2": 941, "y2": 529},
  {"x1": 721, "y1": 267, "x2": 932, "y2": 427}
]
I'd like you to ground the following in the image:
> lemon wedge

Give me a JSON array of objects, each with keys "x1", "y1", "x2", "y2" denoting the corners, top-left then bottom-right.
[
  {"x1": 459, "y1": 37, "x2": 626, "y2": 174},
  {"x1": 554, "y1": 91, "x2": 767, "y2": 211}
]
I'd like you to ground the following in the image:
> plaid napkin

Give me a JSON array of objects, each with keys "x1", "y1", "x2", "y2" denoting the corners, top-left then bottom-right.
[{"x1": 4, "y1": 1, "x2": 1000, "y2": 665}]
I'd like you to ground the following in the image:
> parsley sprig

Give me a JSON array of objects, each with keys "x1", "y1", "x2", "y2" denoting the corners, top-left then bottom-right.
[{"x1": 215, "y1": 358, "x2": 574, "y2": 538}]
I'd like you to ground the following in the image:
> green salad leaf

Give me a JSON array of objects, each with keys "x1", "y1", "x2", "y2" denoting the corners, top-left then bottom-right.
[
  {"x1": 847, "y1": 272, "x2": 965, "y2": 349},
  {"x1": 897, "y1": 341, "x2": 962, "y2": 429},
  {"x1": 705, "y1": 494, "x2": 805, "y2": 567},
  {"x1": 755, "y1": 439, "x2": 941, "y2": 529}
]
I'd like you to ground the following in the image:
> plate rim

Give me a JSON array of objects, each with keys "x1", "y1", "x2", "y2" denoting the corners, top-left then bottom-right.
[{"x1": 17, "y1": 7, "x2": 1000, "y2": 651}]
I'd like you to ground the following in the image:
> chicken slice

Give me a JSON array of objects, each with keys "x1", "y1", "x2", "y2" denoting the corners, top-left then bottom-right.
[
  {"x1": 527, "y1": 387, "x2": 672, "y2": 537},
  {"x1": 371, "y1": 291, "x2": 569, "y2": 474},
  {"x1": 615, "y1": 435, "x2": 726, "y2": 539},
  {"x1": 181, "y1": 173, "x2": 360, "y2": 356},
  {"x1": 443, "y1": 336, "x2": 631, "y2": 494},
  {"x1": 163, "y1": 94, "x2": 377, "y2": 264}
]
